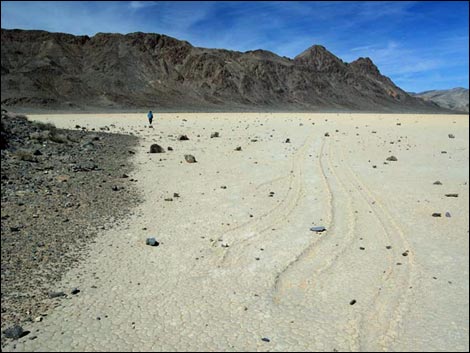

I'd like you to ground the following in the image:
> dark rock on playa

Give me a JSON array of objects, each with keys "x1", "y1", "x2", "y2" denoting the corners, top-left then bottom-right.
[
  {"x1": 3, "y1": 325, "x2": 29, "y2": 340},
  {"x1": 235, "y1": 146, "x2": 242, "y2": 151},
  {"x1": 386, "y1": 156, "x2": 398, "y2": 161},
  {"x1": 184, "y1": 154, "x2": 197, "y2": 163},
  {"x1": 433, "y1": 181, "x2": 442, "y2": 185},
  {"x1": 178, "y1": 135, "x2": 189, "y2": 141},
  {"x1": 210, "y1": 132, "x2": 219, "y2": 138},
  {"x1": 432, "y1": 213, "x2": 442, "y2": 217},
  {"x1": 445, "y1": 194, "x2": 458, "y2": 197},
  {"x1": 150, "y1": 144, "x2": 165, "y2": 153},
  {"x1": 71, "y1": 288, "x2": 80, "y2": 295},
  {"x1": 285, "y1": 138, "x2": 290, "y2": 143},
  {"x1": 310, "y1": 226, "x2": 326, "y2": 233},
  {"x1": 146, "y1": 238, "x2": 159, "y2": 246},
  {"x1": 448, "y1": 134, "x2": 455, "y2": 138}
]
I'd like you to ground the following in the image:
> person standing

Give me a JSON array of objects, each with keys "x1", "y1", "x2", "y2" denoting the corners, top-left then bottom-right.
[{"x1": 147, "y1": 110, "x2": 153, "y2": 126}]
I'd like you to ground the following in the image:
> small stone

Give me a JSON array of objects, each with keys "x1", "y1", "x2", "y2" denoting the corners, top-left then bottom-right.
[
  {"x1": 359, "y1": 247, "x2": 365, "y2": 250},
  {"x1": 184, "y1": 154, "x2": 197, "y2": 163},
  {"x1": 285, "y1": 138, "x2": 290, "y2": 143},
  {"x1": 3, "y1": 325, "x2": 29, "y2": 339},
  {"x1": 112, "y1": 185, "x2": 119, "y2": 191},
  {"x1": 167, "y1": 146, "x2": 173, "y2": 151},
  {"x1": 71, "y1": 288, "x2": 80, "y2": 295},
  {"x1": 34, "y1": 316, "x2": 43, "y2": 322},
  {"x1": 235, "y1": 146, "x2": 242, "y2": 151},
  {"x1": 448, "y1": 134, "x2": 455, "y2": 138},
  {"x1": 210, "y1": 132, "x2": 220, "y2": 138},
  {"x1": 445, "y1": 194, "x2": 458, "y2": 197},
  {"x1": 146, "y1": 237, "x2": 159, "y2": 246},
  {"x1": 386, "y1": 156, "x2": 398, "y2": 161},
  {"x1": 150, "y1": 144, "x2": 165, "y2": 153},
  {"x1": 261, "y1": 337, "x2": 270, "y2": 343},
  {"x1": 178, "y1": 135, "x2": 189, "y2": 141},
  {"x1": 349, "y1": 300, "x2": 356, "y2": 305},
  {"x1": 324, "y1": 132, "x2": 330, "y2": 137},
  {"x1": 173, "y1": 193, "x2": 180, "y2": 198},
  {"x1": 433, "y1": 181, "x2": 442, "y2": 185},
  {"x1": 310, "y1": 226, "x2": 326, "y2": 233},
  {"x1": 386, "y1": 245, "x2": 392, "y2": 249},
  {"x1": 432, "y1": 213, "x2": 441, "y2": 217},
  {"x1": 445, "y1": 212, "x2": 451, "y2": 218}
]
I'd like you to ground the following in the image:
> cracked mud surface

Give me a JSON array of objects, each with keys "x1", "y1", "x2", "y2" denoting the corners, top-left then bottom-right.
[{"x1": 3, "y1": 112, "x2": 468, "y2": 351}]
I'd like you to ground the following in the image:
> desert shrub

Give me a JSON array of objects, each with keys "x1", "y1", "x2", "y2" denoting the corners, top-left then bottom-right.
[
  {"x1": 32, "y1": 120, "x2": 56, "y2": 132},
  {"x1": 49, "y1": 133, "x2": 68, "y2": 144},
  {"x1": 30, "y1": 130, "x2": 51, "y2": 140},
  {"x1": 14, "y1": 149, "x2": 36, "y2": 162}
]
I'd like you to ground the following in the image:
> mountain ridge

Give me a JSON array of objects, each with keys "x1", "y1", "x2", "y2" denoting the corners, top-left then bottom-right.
[{"x1": 1, "y1": 28, "x2": 450, "y2": 112}]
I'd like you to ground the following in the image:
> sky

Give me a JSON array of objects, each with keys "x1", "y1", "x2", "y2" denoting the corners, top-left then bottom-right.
[{"x1": 1, "y1": 1, "x2": 468, "y2": 93}]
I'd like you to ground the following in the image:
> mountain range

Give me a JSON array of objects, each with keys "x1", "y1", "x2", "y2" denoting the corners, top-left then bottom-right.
[
  {"x1": 0, "y1": 29, "x2": 454, "y2": 113},
  {"x1": 411, "y1": 88, "x2": 468, "y2": 113}
]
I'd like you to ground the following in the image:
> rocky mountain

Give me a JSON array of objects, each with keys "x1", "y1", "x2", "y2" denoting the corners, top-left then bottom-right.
[
  {"x1": 1, "y1": 28, "x2": 447, "y2": 112},
  {"x1": 411, "y1": 88, "x2": 469, "y2": 113}
]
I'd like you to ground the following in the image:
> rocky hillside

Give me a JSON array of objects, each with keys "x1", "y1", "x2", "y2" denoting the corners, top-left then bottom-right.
[
  {"x1": 411, "y1": 88, "x2": 469, "y2": 113},
  {"x1": 1, "y1": 29, "x2": 446, "y2": 112}
]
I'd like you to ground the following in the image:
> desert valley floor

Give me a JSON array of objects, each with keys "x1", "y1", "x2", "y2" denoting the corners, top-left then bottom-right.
[{"x1": 4, "y1": 112, "x2": 469, "y2": 352}]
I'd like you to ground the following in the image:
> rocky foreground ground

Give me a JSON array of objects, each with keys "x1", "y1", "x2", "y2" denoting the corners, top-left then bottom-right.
[{"x1": 1, "y1": 111, "x2": 140, "y2": 345}]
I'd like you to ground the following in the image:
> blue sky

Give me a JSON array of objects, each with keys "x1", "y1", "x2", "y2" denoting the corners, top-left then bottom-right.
[{"x1": 1, "y1": 1, "x2": 468, "y2": 92}]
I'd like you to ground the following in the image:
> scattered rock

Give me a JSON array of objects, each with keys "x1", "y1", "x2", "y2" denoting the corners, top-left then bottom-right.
[
  {"x1": 167, "y1": 146, "x2": 173, "y2": 151},
  {"x1": 386, "y1": 156, "x2": 398, "y2": 161},
  {"x1": 285, "y1": 138, "x2": 290, "y2": 143},
  {"x1": 235, "y1": 146, "x2": 242, "y2": 151},
  {"x1": 149, "y1": 144, "x2": 165, "y2": 153},
  {"x1": 173, "y1": 193, "x2": 180, "y2": 198},
  {"x1": 146, "y1": 237, "x2": 159, "y2": 246},
  {"x1": 261, "y1": 337, "x2": 271, "y2": 343},
  {"x1": 178, "y1": 135, "x2": 189, "y2": 141},
  {"x1": 448, "y1": 134, "x2": 455, "y2": 139},
  {"x1": 310, "y1": 226, "x2": 326, "y2": 233},
  {"x1": 71, "y1": 288, "x2": 80, "y2": 295},
  {"x1": 349, "y1": 299, "x2": 357, "y2": 305},
  {"x1": 445, "y1": 212, "x2": 451, "y2": 218},
  {"x1": 3, "y1": 325, "x2": 29, "y2": 339},
  {"x1": 184, "y1": 154, "x2": 197, "y2": 163},
  {"x1": 210, "y1": 132, "x2": 220, "y2": 138},
  {"x1": 433, "y1": 181, "x2": 442, "y2": 185},
  {"x1": 432, "y1": 213, "x2": 441, "y2": 217},
  {"x1": 445, "y1": 194, "x2": 458, "y2": 197},
  {"x1": 324, "y1": 132, "x2": 330, "y2": 137}
]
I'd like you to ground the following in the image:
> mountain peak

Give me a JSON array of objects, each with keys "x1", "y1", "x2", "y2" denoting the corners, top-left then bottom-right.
[
  {"x1": 294, "y1": 44, "x2": 345, "y2": 72},
  {"x1": 350, "y1": 57, "x2": 381, "y2": 76}
]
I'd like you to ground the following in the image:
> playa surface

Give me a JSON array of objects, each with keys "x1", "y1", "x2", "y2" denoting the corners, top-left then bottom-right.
[{"x1": 4, "y1": 112, "x2": 469, "y2": 351}]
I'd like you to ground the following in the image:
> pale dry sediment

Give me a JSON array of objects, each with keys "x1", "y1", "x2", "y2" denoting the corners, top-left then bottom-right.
[{"x1": 4, "y1": 113, "x2": 468, "y2": 352}]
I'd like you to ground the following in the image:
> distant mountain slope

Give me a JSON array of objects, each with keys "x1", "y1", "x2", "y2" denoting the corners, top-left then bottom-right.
[
  {"x1": 1, "y1": 28, "x2": 447, "y2": 112},
  {"x1": 411, "y1": 88, "x2": 469, "y2": 113}
]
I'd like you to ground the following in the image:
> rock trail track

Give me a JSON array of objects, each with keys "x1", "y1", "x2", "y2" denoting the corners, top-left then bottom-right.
[{"x1": 4, "y1": 113, "x2": 468, "y2": 352}]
